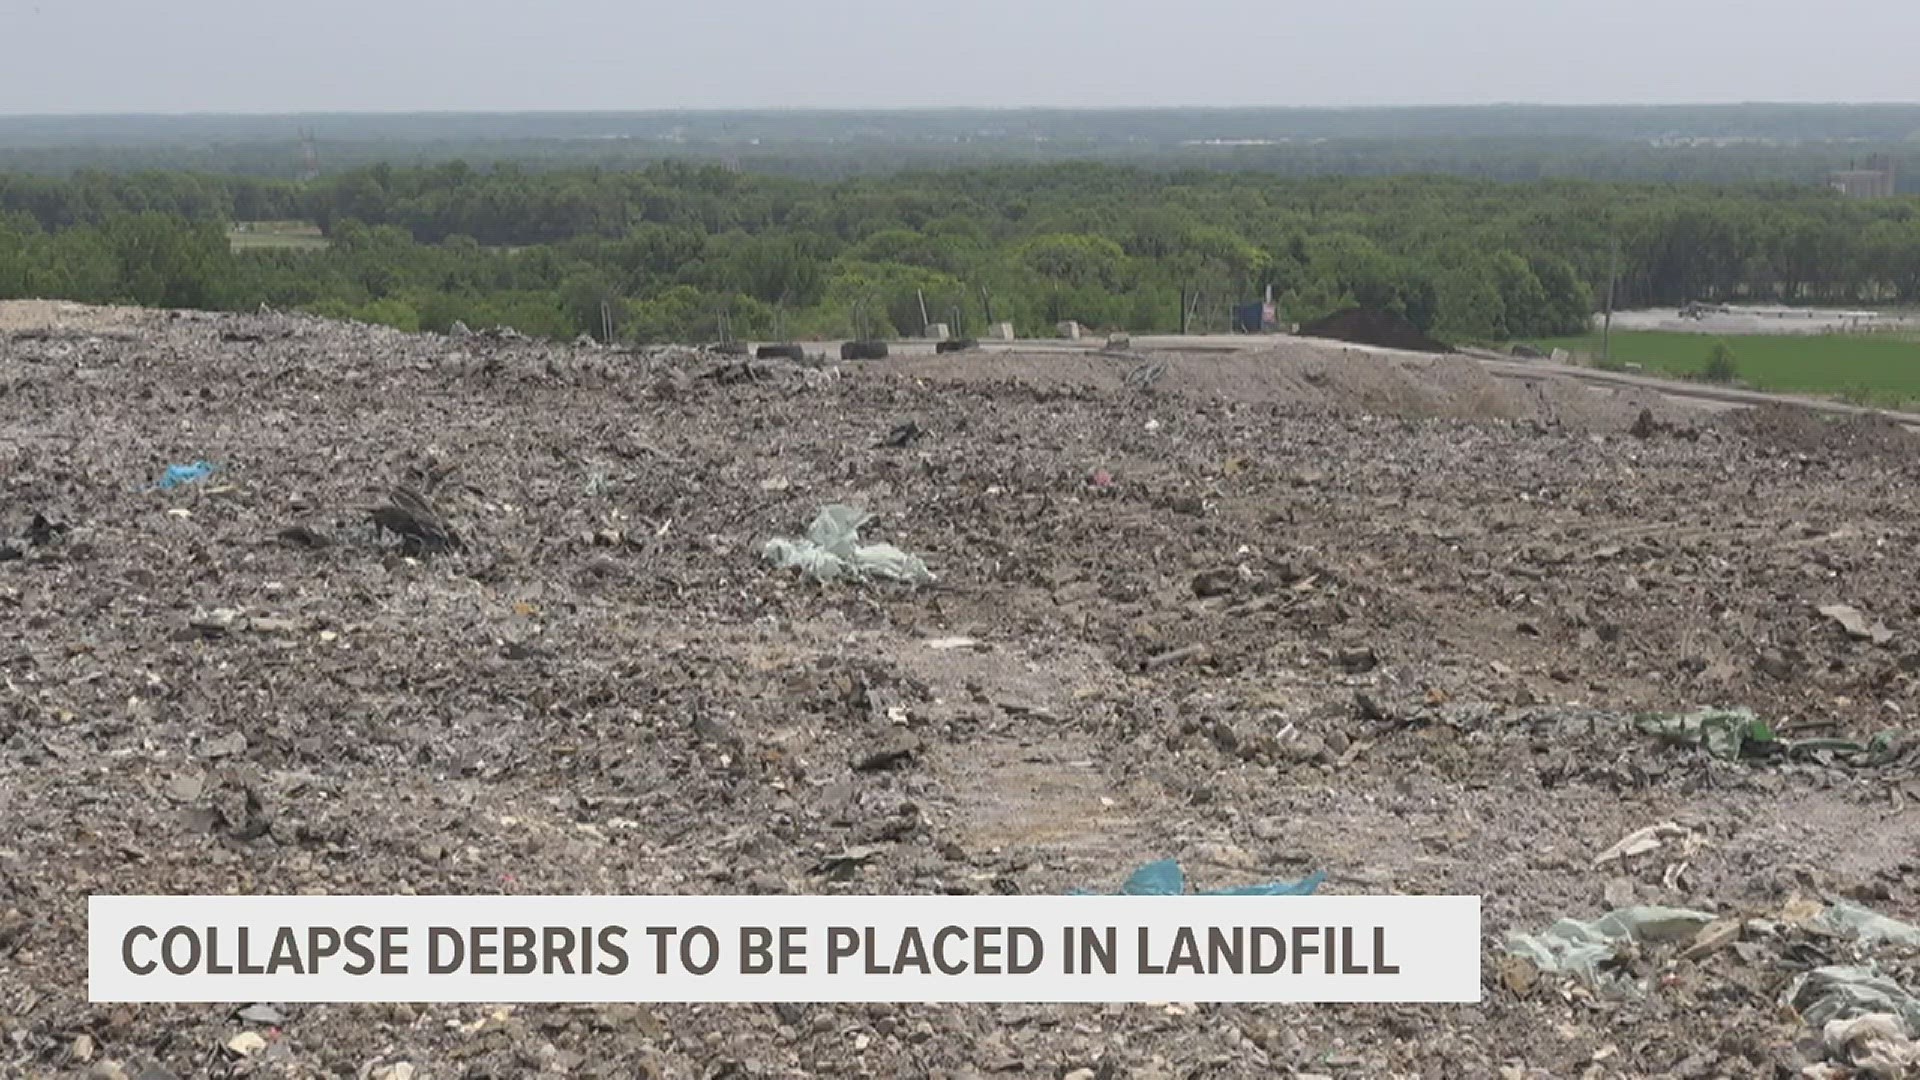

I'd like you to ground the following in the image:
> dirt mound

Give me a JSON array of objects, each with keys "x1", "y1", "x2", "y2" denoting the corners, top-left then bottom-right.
[
  {"x1": 890, "y1": 343, "x2": 1680, "y2": 433},
  {"x1": 1731, "y1": 402, "x2": 1919, "y2": 458},
  {"x1": 0, "y1": 298, "x2": 152, "y2": 334},
  {"x1": 1300, "y1": 307, "x2": 1453, "y2": 354}
]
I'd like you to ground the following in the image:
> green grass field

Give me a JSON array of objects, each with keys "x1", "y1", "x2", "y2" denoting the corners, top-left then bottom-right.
[
  {"x1": 1530, "y1": 331, "x2": 1920, "y2": 407},
  {"x1": 227, "y1": 221, "x2": 330, "y2": 252}
]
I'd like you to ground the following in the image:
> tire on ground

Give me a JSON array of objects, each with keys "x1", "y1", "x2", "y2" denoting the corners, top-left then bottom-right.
[
  {"x1": 756, "y1": 343, "x2": 806, "y2": 361},
  {"x1": 840, "y1": 340, "x2": 889, "y2": 360},
  {"x1": 935, "y1": 338, "x2": 979, "y2": 354}
]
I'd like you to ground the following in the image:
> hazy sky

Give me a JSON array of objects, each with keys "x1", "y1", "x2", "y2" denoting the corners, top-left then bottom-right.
[{"x1": 3, "y1": 0, "x2": 1917, "y2": 113}]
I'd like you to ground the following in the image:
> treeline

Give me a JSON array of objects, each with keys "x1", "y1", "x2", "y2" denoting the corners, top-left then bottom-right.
[
  {"x1": 5, "y1": 107, "x2": 1919, "y2": 185},
  {"x1": 0, "y1": 212, "x2": 231, "y2": 309},
  {"x1": 5, "y1": 138, "x2": 1914, "y2": 188},
  {"x1": 2, "y1": 164, "x2": 1919, "y2": 345},
  {"x1": 0, "y1": 171, "x2": 303, "y2": 229}
]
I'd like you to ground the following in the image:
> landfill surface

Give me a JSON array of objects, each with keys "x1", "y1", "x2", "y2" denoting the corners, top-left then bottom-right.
[{"x1": 3, "y1": 304, "x2": 1919, "y2": 1078}]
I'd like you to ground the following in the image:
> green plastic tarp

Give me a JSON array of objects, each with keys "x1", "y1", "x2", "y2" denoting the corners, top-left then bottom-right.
[
  {"x1": 1636, "y1": 707, "x2": 1900, "y2": 763},
  {"x1": 1636, "y1": 708, "x2": 1775, "y2": 759}
]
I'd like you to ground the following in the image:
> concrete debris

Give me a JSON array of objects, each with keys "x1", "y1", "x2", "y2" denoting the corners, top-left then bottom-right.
[
  {"x1": 1593, "y1": 821, "x2": 1698, "y2": 867},
  {"x1": 1819, "y1": 603, "x2": 1895, "y2": 646},
  {"x1": 6, "y1": 304, "x2": 1920, "y2": 1077}
]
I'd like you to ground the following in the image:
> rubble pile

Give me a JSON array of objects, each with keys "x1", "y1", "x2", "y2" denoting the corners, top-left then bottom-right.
[{"x1": 2, "y1": 305, "x2": 1917, "y2": 1076}]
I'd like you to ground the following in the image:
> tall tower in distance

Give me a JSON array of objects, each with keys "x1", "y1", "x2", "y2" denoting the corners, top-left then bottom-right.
[
  {"x1": 1868, "y1": 153, "x2": 1898, "y2": 195},
  {"x1": 299, "y1": 129, "x2": 320, "y2": 182}
]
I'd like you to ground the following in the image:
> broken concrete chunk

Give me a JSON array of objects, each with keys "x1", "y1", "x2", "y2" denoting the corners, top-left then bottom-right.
[
  {"x1": 1336, "y1": 646, "x2": 1379, "y2": 673},
  {"x1": 1820, "y1": 604, "x2": 1895, "y2": 646},
  {"x1": 189, "y1": 608, "x2": 242, "y2": 637},
  {"x1": 853, "y1": 735, "x2": 921, "y2": 773},
  {"x1": 201, "y1": 732, "x2": 248, "y2": 759},
  {"x1": 234, "y1": 1004, "x2": 286, "y2": 1025},
  {"x1": 1678, "y1": 918, "x2": 1741, "y2": 962},
  {"x1": 167, "y1": 771, "x2": 207, "y2": 801},
  {"x1": 1191, "y1": 569, "x2": 1237, "y2": 598}
]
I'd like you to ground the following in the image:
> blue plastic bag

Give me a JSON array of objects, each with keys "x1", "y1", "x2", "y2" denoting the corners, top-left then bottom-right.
[
  {"x1": 156, "y1": 461, "x2": 216, "y2": 490},
  {"x1": 1095, "y1": 859, "x2": 1328, "y2": 897}
]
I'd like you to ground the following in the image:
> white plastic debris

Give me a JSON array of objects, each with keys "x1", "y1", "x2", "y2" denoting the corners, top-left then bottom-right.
[
  {"x1": 763, "y1": 505, "x2": 934, "y2": 586},
  {"x1": 1823, "y1": 1014, "x2": 1919, "y2": 1080}
]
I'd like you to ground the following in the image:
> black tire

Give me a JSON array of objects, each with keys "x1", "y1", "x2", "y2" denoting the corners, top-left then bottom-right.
[
  {"x1": 756, "y1": 343, "x2": 806, "y2": 361},
  {"x1": 840, "y1": 340, "x2": 889, "y2": 360},
  {"x1": 712, "y1": 341, "x2": 749, "y2": 356},
  {"x1": 935, "y1": 338, "x2": 978, "y2": 354}
]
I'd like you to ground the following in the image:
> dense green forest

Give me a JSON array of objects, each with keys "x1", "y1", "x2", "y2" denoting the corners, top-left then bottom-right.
[
  {"x1": 3, "y1": 162, "x2": 1918, "y2": 344},
  {"x1": 3, "y1": 107, "x2": 1917, "y2": 185}
]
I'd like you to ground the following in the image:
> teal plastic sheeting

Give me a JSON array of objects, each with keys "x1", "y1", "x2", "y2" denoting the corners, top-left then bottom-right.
[
  {"x1": 1790, "y1": 965, "x2": 1920, "y2": 1031},
  {"x1": 1505, "y1": 906, "x2": 1716, "y2": 980},
  {"x1": 1818, "y1": 903, "x2": 1920, "y2": 949},
  {"x1": 156, "y1": 461, "x2": 216, "y2": 491},
  {"x1": 1086, "y1": 859, "x2": 1328, "y2": 897},
  {"x1": 763, "y1": 505, "x2": 934, "y2": 585}
]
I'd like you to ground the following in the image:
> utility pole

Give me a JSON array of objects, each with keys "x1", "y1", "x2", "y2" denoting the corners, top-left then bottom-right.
[
  {"x1": 852, "y1": 297, "x2": 874, "y2": 342},
  {"x1": 1603, "y1": 237, "x2": 1619, "y2": 364}
]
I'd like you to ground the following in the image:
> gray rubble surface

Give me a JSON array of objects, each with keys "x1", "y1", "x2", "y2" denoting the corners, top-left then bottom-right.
[{"x1": 3, "y1": 305, "x2": 1920, "y2": 1077}]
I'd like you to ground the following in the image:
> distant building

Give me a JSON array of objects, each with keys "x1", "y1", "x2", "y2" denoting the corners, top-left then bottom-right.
[
  {"x1": 1231, "y1": 300, "x2": 1277, "y2": 333},
  {"x1": 1830, "y1": 155, "x2": 1897, "y2": 199}
]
